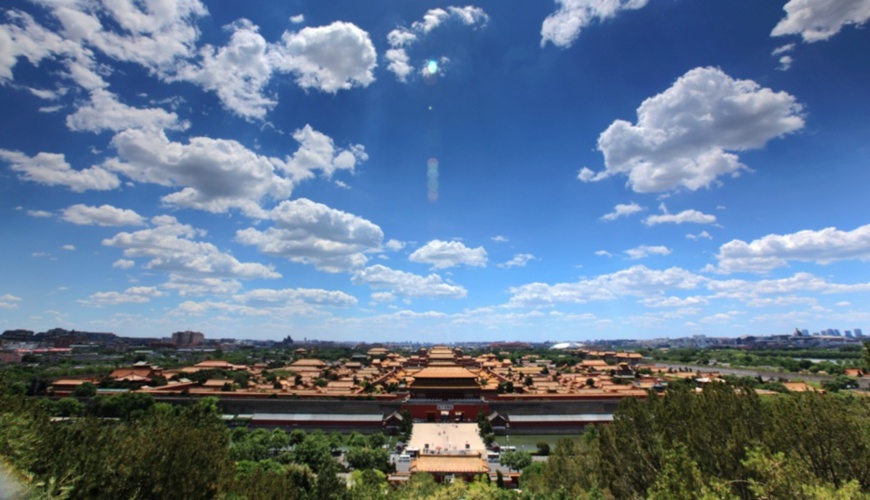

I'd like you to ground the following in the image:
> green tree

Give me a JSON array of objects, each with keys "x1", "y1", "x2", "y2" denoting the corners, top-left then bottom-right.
[
  {"x1": 500, "y1": 450, "x2": 532, "y2": 472},
  {"x1": 71, "y1": 382, "x2": 97, "y2": 398}
]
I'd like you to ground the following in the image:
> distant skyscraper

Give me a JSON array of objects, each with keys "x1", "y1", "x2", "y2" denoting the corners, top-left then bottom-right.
[
  {"x1": 172, "y1": 330, "x2": 205, "y2": 346},
  {"x1": 855, "y1": 328, "x2": 864, "y2": 338}
]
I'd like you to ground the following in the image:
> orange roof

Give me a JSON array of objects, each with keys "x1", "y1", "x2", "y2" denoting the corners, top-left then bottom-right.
[
  {"x1": 412, "y1": 366, "x2": 478, "y2": 379},
  {"x1": 290, "y1": 359, "x2": 327, "y2": 368},
  {"x1": 410, "y1": 455, "x2": 489, "y2": 474}
]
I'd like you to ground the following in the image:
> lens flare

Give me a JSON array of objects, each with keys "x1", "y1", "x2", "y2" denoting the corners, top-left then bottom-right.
[
  {"x1": 426, "y1": 59, "x2": 438, "y2": 74},
  {"x1": 427, "y1": 158, "x2": 439, "y2": 202}
]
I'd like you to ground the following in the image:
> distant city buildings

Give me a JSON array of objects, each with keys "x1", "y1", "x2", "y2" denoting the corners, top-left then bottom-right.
[{"x1": 172, "y1": 330, "x2": 205, "y2": 346}]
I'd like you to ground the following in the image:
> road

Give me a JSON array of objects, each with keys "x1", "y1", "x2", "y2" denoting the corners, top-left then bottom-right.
[{"x1": 653, "y1": 363, "x2": 870, "y2": 389}]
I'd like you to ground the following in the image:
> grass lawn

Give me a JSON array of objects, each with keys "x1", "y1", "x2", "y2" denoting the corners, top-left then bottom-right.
[{"x1": 491, "y1": 433, "x2": 583, "y2": 451}]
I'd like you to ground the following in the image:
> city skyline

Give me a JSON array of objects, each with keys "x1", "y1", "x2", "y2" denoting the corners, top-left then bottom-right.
[{"x1": 2, "y1": 0, "x2": 870, "y2": 342}]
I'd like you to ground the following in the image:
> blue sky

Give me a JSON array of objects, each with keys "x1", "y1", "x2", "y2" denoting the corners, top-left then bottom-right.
[{"x1": 2, "y1": 0, "x2": 870, "y2": 342}]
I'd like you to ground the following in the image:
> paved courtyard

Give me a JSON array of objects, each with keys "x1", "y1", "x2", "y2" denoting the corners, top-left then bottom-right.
[{"x1": 408, "y1": 423, "x2": 486, "y2": 454}]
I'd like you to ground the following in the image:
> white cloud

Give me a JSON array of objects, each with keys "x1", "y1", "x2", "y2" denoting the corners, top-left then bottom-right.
[
  {"x1": 290, "y1": 14, "x2": 305, "y2": 24},
  {"x1": 580, "y1": 67, "x2": 804, "y2": 193},
  {"x1": 113, "y1": 259, "x2": 135, "y2": 269},
  {"x1": 27, "y1": 209, "x2": 53, "y2": 218},
  {"x1": 686, "y1": 230, "x2": 713, "y2": 241},
  {"x1": 79, "y1": 286, "x2": 164, "y2": 307},
  {"x1": 66, "y1": 89, "x2": 187, "y2": 133},
  {"x1": 708, "y1": 272, "x2": 870, "y2": 301},
  {"x1": 498, "y1": 253, "x2": 536, "y2": 268},
  {"x1": 236, "y1": 198, "x2": 383, "y2": 273},
  {"x1": 508, "y1": 265, "x2": 705, "y2": 307},
  {"x1": 173, "y1": 19, "x2": 375, "y2": 119},
  {"x1": 595, "y1": 250, "x2": 613, "y2": 257},
  {"x1": 175, "y1": 19, "x2": 277, "y2": 119},
  {"x1": 0, "y1": 149, "x2": 120, "y2": 192},
  {"x1": 541, "y1": 0, "x2": 649, "y2": 48},
  {"x1": 0, "y1": 10, "x2": 100, "y2": 88},
  {"x1": 351, "y1": 264, "x2": 467, "y2": 299},
  {"x1": 62, "y1": 204, "x2": 145, "y2": 226},
  {"x1": 162, "y1": 274, "x2": 242, "y2": 296},
  {"x1": 50, "y1": 0, "x2": 207, "y2": 72},
  {"x1": 772, "y1": 43, "x2": 796, "y2": 55},
  {"x1": 491, "y1": 235, "x2": 508, "y2": 243},
  {"x1": 777, "y1": 55, "x2": 794, "y2": 71},
  {"x1": 772, "y1": 0, "x2": 870, "y2": 42},
  {"x1": 103, "y1": 125, "x2": 365, "y2": 216},
  {"x1": 644, "y1": 208, "x2": 716, "y2": 226},
  {"x1": 385, "y1": 48, "x2": 413, "y2": 82},
  {"x1": 714, "y1": 223, "x2": 870, "y2": 274},
  {"x1": 600, "y1": 202, "x2": 643, "y2": 221},
  {"x1": 61, "y1": 244, "x2": 76, "y2": 251},
  {"x1": 234, "y1": 288, "x2": 357, "y2": 307},
  {"x1": 385, "y1": 239, "x2": 406, "y2": 251},
  {"x1": 272, "y1": 21, "x2": 377, "y2": 93},
  {"x1": 409, "y1": 240, "x2": 487, "y2": 269},
  {"x1": 385, "y1": 6, "x2": 488, "y2": 82},
  {"x1": 0, "y1": 294, "x2": 22, "y2": 309},
  {"x1": 370, "y1": 291, "x2": 396, "y2": 303},
  {"x1": 104, "y1": 217, "x2": 280, "y2": 280},
  {"x1": 640, "y1": 295, "x2": 708, "y2": 308},
  {"x1": 283, "y1": 124, "x2": 368, "y2": 180},
  {"x1": 625, "y1": 245, "x2": 671, "y2": 260},
  {"x1": 104, "y1": 129, "x2": 291, "y2": 216}
]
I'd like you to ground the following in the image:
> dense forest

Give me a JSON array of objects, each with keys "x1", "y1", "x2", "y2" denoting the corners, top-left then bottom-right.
[{"x1": 2, "y1": 376, "x2": 869, "y2": 499}]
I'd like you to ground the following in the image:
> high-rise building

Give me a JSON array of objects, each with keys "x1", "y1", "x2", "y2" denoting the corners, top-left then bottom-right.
[
  {"x1": 855, "y1": 328, "x2": 864, "y2": 338},
  {"x1": 172, "y1": 330, "x2": 205, "y2": 346}
]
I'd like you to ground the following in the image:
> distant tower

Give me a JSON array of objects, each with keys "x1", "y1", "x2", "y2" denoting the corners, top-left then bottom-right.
[{"x1": 172, "y1": 330, "x2": 205, "y2": 346}]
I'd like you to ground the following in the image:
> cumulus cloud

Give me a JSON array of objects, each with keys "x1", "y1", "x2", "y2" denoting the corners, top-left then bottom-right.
[
  {"x1": 236, "y1": 198, "x2": 383, "y2": 273},
  {"x1": 104, "y1": 216, "x2": 280, "y2": 280},
  {"x1": 708, "y1": 272, "x2": 870, "y2": 301},
  {"x1": 385, "y1": 239, "x2": 406, "y2": 251},
  {"x1": 104, "y1": 129, "x2": 291, "y2": 216},
  {"x1": 600, "y1": 202, "x2": 644, "y2": 222},
  {"x1": 0, "y1": 10, "x2": 102, "y2": 88},
  {"x1": 541, "y1": 0, "x2": 649, "y2": 48},
  {"x1": 63, "y1": 204, "x2": 145, "y2": 226},
  {"x1": 61, "y1": 244, "x2": 76, "y2": 251},
  {"x1": 171, "y1": 19, "x2": 376, "y2": 119},
  {"x1": 43, "y1": 0, "x2": 208, "y2": 73},
  {"x1": 162, "y1": 274, "x2": 242, "y2": 296},
  {"x1": 409, "y1": 240, "x2": 487, "y2": 269},
  {"x1": 66, "y1": 89, "x2": 187, "y2": 133},
  {"x1": 686, "y1": 231, "x2": 713, "y2": 241},
  {"x1": 172, "y1": 20, "x2": 276, "y2": 118},
  {"x1": 498, "y1": 253, "x2": 536, "y2": 268},
  {"x1": 283, "y1": 124, "x2": 368, "y2": 180},
  {"x1": 385, "y1": 6, "x2": 488, "y2": 82},
  {"x1": 351, "y1": 264, "x2": 467, "y2": 299},
  {"x1": 772, "y1": 0, "x2": 870, "y2": 42},
  {"x1": 113, "y1": 259, "x2": 136, "y2": 269},
  {"x1": 79, "y1": 286, "x2": 164, "y2": 307},
  {"x1": 625, "y1": 245, "x2": 671, "y2": 260},
  {"x1": 508, "y1": 265, "x2": 705, "y2": 307},
  {"x1": 0, "y1": 149, "x2": 120, "y2": 192},
  {"x1": 0, "y1": 294, "x2": 22, "y2": 308},
  {"x1": 644, "y1": 205, "x2": 717, "y2": 226},
  {"x1": 27, "y1": 209, "x2": 53, "y2": 218},
  {"x1": 102, "y1": 125, "x2": 364, "y2": 216},
  {"x1": 579, "y1": 67, "x2": 804, "y2": 193},
  {"x1": 714, "y1": 223, "x2": 870, "y2": 274},
  {"x1": 234, "y1": 288, "x2": 357, "y2": 307},
  {"x1": 273, "y1": 21, "x2": 376, "y2": 93}
]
